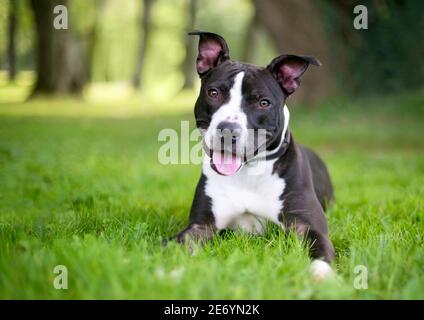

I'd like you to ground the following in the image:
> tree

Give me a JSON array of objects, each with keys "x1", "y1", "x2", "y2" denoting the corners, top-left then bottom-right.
[
  {"x1": 252, "y1": 0, "x2": 333, "y2": 102},
  {"x1": 30, "y1": 0, "x2": 86, "y2": 96},
  {"x1": 241, "y1": 10, "x2": 259, "y2": 63},
  {"x1": 327, "y1": 0, "x2": 424, "y2": 94},
  {"x1": 181, "y1": 0, "x2": 197, "y2": 90},
  {"x1": 132, "y1": 0, "x2": 154, "y2": 90},
  {"x1": 7, "y1": 0, "x2": 18, "y2": 81},
  {"x1": 86, "y1": 0, "x2": 105, "y2": 82}
]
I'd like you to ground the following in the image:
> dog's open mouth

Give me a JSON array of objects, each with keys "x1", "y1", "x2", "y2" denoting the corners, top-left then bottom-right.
[{"x1": 210, "y1": 150, "x2": 242, "y2": 176}]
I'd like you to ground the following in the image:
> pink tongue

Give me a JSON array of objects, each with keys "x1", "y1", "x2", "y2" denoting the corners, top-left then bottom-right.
[{"x1": 212, "y1": 151, "x2": 242, "y2": 176}]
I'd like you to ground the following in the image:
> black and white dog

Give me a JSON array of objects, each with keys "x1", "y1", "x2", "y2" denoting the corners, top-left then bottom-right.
[{"x1": 172, "y1": 31, "x2": 335, "y2": 280}]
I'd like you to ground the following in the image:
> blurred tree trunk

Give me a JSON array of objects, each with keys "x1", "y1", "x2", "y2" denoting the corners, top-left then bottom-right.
[
  {"x1": 86, "y1": 0, "x2": 106, "y2": 82},
  {"x1": 242, "y1": 10, "x2": 259, "y2": 63},
  {"x1": 7, "y1": 0, "x2": 18, "y2": 82},
  {"x1": 132, "y1": 0, "x2": 154, "y2": 90},
  {"x1": 30, "y1": 0, "x2": 86, "y2": 97},
  {"x1": 252, "y1": 0, "x2": 333, "y2": 103},
  {"x1": 181, "y1": 0, "x2": 197, "y2": 89}
]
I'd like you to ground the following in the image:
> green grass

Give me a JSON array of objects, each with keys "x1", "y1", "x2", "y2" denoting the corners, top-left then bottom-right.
[{"x1": 0, "y1": 83, "x2": 423, "y2": 299}]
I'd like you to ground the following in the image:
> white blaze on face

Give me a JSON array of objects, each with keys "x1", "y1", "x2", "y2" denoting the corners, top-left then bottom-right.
[
  {"x1": 205, "y1": 71, "x2": 247, "y2": 148},
  {"x1": 204, "y1": 72, "x2": 248, "y2": 176}
]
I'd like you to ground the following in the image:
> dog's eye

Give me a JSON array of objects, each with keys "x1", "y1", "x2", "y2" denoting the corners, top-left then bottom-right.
[
  {"x1": 207, "y1": 88, "x2": 219, "y2": 98},
  {"x1": 259, "y1": 99, "x2": 271, "y2": 108}
]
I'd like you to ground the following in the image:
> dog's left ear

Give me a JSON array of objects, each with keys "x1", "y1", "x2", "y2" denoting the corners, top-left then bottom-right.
[
  {"x1": 188, "y1": 30, "x2": 230, "y2": 76},
  {"x1": 267, "y1": 55, "x2": 321, "y2": 95}
]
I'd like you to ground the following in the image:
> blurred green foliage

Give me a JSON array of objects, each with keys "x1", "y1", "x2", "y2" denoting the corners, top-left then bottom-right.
[
  {"x1": 0, "y1": 0, "x2": 422, "y2": 98},
  {"x1": 0, "y1": 0, "x2": 276, "y2": 100},
  {"x1": 354, "y1": 0, "x2": 424, "y2": 94},
  {"x1": 321, "y1": 0, "x2": 424, "y2": 95},
  {"x1": 0, "y1": 0, "x2": 34, "y2": 69}
]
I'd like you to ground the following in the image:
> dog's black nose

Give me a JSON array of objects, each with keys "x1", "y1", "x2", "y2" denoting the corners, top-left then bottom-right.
[{"x1": 216, "y1": 121, "x2": 242, "y2": 144}]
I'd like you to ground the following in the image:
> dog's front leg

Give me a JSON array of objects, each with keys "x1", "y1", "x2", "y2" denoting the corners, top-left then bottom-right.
[
  {"x1": 297, "y1": 225, "x2": 335, "y2": 280},
  {"x1": 174, "y1": 223, "x2": 216, "y2": 245},
  {"x1": 292, "y1": 223, "x2": 335, "y2": 263},
  {"x1": 288, "y1": 221, "x2": 335, "y2": 281},
  {"x1": 171, "y1": 174, "x2": 217, "y2": 248},
  {"x1": 281, "y1": 202, "x2": 335, "y2": 280}
]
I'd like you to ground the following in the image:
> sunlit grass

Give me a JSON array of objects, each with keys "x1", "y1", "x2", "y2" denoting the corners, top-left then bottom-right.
[
  {"x1": 0, "y1": 80, "x2": 423, "y2": 299},
  {"x1": 0, "y1": 71, "x2": 198, "y2": 117}
]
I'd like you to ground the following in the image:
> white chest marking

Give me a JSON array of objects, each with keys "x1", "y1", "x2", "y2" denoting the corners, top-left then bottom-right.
[
  {"x1": 203, "y1": 72, "x2": 249, "y2": 151},
  {"x1": 203, "y1": 158, "x2": 286, "y2": 233}
]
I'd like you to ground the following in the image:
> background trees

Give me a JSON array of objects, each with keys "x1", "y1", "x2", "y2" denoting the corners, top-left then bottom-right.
[
  {"x1": 132, "y1": 0, "x2": 154, "y2": 90},
  {"x1": 31, "y1": 0, "x2": 86, "y2": 96},
  {"x1": 6, "y1": 0, "x2": 17, "y2": 82},
  {"x1": 253, "y1": 0, "x2": 333, "y2": 102},
  {"x1": 0, "y1": 0, "x2": 422, "y2": 101},
  {"x1": 181, "y1": 0, "x2": 197, "y2": 90}
]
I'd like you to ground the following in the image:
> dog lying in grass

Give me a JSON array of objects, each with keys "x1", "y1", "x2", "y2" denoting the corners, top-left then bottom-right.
[{"x1": 171, "y1": 31, "x2": 335, "y2": 280}]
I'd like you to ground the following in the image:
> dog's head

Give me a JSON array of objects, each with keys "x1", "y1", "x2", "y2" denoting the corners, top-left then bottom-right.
[{"x1": 191, "y1": 31, "x2": 320, "y2": 176}]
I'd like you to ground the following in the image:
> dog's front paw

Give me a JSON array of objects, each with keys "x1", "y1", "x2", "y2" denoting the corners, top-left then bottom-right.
[
  {"x1": 171, "y1": 224, "x2": 216, "y2": 245},
  {"x1": 310, "y1": 260, "x2": 334, "y2": 281},
  {"x1": 167, "y1": 224, "x2": 215, "y2": 255}
]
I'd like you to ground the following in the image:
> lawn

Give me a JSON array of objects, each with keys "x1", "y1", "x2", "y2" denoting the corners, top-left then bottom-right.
[{"x1": 0, "y1": 81, "x2": 423, "y2": 299}]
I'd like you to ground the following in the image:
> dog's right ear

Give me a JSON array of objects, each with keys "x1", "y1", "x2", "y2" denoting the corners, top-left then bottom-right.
[
  {"x1": 267, "y1": 54, "x2": 321, "y2": 95},
  {"x1": 189, "y1": 30, "x2": 230, "y2": 76}
]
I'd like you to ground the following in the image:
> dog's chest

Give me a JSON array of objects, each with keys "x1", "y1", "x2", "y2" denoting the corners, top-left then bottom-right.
[{"x1": 203, "y1": 158, "x2": 286, "y2": 232}]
